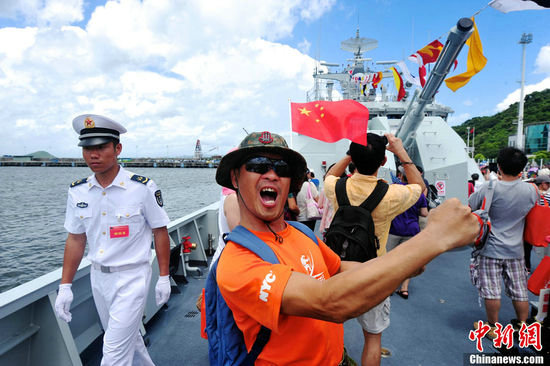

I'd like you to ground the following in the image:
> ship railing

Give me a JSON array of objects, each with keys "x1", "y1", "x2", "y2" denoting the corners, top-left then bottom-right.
[{"x1": 0, "y1": 201, "x2": 219, "y2": 366}]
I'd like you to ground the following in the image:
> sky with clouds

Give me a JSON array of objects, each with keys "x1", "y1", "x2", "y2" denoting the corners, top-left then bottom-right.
[{"x1": 0, "y1": 0, "x2": 548, "y2": 158}]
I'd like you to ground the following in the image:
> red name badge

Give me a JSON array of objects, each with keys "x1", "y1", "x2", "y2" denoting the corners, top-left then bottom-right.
[{"x1": 110, "y1": 225, "x2": 129, "y2": 238}]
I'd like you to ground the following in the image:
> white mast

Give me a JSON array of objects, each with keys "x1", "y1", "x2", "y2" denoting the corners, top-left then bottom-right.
[
  {"x1": 516, "y1": 33, "x2": 532, "y2": 151},
  {"x1": 472, "y1": 127, "x2": 475, "y2": 158}
]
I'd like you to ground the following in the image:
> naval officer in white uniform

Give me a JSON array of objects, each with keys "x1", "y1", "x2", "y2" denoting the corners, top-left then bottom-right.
[{"x1": 55, "y1": 114, "x2": 171, "y2": 365}]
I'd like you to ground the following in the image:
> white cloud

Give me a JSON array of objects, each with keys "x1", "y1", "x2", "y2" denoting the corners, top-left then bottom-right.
[
  {"x1": 0, "y1": 0, "x2": 41, "y2": 20},
  {"x1": 299, "y1": 0, "x2": 336, "y2": 21},
  {"x1": 535, "y1": 44, "x2": 550, "y2": 74},
  {"x1": 172, "y1": 39, "x2": 314, "y2": 92},
  {"x1": 38, "y1": 0, "x2": 83, "y2": 26},
  {"x1": 0, "y1": 0, "x2": 334, "y2": 157},
  {"x1": 0, "y1": 0, "x2": 83, "y2": 26},
  {"x1": 494, "y1": 44, "x2": 550, "y2": 113},
  {"x1": 463, "y1": 100, "x2": 473, "y2": 107},
  {"x1": 495, "y1": 77, "x2": 550, "y2": 112},
  {"x1": 15, "y1": 118, "x2": 37, "y2": 128},
  {"x1": 298, "y1": 38, "x2": 311, "y2": 54},
  {"x1": 448, "y1": 112, "x2": 471, "y2": 126}
]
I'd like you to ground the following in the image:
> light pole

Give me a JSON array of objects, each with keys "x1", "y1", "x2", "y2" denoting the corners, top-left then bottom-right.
[
  {"x1": 516, "y1": 33, "x2": 532, "y2": 151},
  {"x1": 466, "y1": 126, "x2": 470, "y2": 155}
]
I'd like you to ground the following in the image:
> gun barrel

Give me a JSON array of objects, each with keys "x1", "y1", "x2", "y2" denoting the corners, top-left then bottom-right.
[{"x1": 396, "y1": 18, "x2": 474, "y2": 154}]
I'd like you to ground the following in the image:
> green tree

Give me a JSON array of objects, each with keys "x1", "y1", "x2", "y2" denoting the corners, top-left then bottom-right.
[
  {"x1": 533, "y1": 150, "x2": 550, "y2": 163},
  {"x1": 474, "y1": 153, "x2": 485, "y2": 161},
  {"x1": 452, "y1": 88, "x2": 550, "y2": 159}
]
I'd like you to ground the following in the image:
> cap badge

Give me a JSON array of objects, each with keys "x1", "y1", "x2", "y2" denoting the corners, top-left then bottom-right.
[
  {"x1": 84, "y1": 117, "x2": 95, "y2": 129},
  {"x1": 258, "y1": 131, "x2": 273, "y2": 144}
]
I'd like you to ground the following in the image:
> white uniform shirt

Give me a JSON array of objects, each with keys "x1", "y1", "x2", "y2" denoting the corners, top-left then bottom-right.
[{"x1": 64, "y1": 166, "x2": 170, "y2": 267}]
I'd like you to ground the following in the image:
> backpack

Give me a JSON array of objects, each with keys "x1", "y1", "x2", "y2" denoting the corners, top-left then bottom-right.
[
  {"x1": 426, "y1": 184, "x2": 441, "y2": 210},
  {"x1": 469, "y1": 179, "x2": 495, "y2": 293},
  {"x1": 325, "y1": 177, "x2": 388, "y2": 262},
  {"x1": 204, "y1": 221, "x2": 319, "y2": 366}
]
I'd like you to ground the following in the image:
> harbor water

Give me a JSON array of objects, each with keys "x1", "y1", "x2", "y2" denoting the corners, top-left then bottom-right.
[{"x1": 0, "y1": 166, "x2": 221, "y2": 293}]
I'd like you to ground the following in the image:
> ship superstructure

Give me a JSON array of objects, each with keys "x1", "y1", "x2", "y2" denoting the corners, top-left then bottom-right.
[{"x1": 294, "y1": 19, "x2": 481, "y2": 204}]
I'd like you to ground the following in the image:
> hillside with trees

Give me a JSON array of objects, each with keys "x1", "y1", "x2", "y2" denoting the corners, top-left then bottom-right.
[{"x1": 452, "y1": 88, "x2": 550, "y2": 160}]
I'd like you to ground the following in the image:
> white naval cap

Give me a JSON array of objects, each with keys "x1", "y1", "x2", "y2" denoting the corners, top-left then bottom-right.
[{"x1": 72, "y1": 114, "x2": 127, "y2": 147}]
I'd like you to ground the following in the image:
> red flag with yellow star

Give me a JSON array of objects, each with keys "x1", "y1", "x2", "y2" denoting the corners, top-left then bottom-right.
[{"x1": 291, "y1": 100, "x2": 369, "y2": 145}]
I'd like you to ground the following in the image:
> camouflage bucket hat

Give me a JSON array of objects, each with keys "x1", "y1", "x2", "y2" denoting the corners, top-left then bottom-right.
[{"x1": 215, "y1": 131, "x2": 307, "y2": 193}]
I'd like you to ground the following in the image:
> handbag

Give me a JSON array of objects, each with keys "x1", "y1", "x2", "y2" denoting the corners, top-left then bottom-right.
[
  {"x1": 305, "y1": 182, "x2": 322, "y2": 220},
  {"x1": 524, "y1": 194, "x2": 550, "y2": 247},
  {"x1": 528, "y1": 256, "x2": 550, "y2": 296},
  {"x1": 470, "y1": 180, "x2": 495, "y2": 290},
  {"x1": 471, "y1": 179, "x2": 495, "y2": 250}
]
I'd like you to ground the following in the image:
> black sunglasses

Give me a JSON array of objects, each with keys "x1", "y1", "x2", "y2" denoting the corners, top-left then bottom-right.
[{"x1": 244, "y1": 156, "x2": 292, "y2": 177}]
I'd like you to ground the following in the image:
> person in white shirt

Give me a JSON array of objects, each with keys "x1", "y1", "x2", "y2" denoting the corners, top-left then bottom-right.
[{"x1": 55, "y1": 114, "x2": 171, "y2": 365}]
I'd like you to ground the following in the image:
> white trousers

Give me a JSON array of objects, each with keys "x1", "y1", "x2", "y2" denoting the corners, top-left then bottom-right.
[{"x1": 91, "y1": 264, "x2": 154, "y2": 366}]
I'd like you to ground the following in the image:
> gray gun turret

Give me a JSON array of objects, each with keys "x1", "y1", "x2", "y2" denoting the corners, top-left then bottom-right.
[{"x1": 395, "y1": 18, "x2": 474, "y2": 166}]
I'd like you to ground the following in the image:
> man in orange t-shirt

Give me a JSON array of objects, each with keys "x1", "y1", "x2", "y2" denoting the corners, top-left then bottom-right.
[{"x1": 214, "y1": 131, "x2": 479, "y2": 365}]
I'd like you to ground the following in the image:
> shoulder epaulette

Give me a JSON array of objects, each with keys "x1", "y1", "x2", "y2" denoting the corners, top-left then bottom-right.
[
  {"x1": 70, "y1": 178, "x2": 88, "y2": 188},
  {"x1": 131, "y1": 174, "x2": 150, "y2": 185}
]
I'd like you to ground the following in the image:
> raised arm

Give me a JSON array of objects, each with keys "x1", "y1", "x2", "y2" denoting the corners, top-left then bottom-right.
[
  {"x1": 280, "y1": 198, "x2": 477, "y2": 322},
  {"x1": 385, "y1": 133, "x2": 426, "y2": 192},
  {"x1": 326, "y1": 155, "x2": 351, "y2": 178}
]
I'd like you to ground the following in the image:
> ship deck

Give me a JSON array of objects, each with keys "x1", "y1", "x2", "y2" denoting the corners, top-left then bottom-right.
[{"x1": 83, "y1": 241, "x2": 545, "y2": 366}]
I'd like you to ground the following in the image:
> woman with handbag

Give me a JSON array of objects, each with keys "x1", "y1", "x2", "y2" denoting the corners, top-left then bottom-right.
[{"x1": 296, "y1": 169, "x2": 321, "y2": 231}]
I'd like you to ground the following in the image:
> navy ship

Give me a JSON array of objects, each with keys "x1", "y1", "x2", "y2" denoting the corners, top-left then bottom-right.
[{"x1": 0, "y1": 18, "x2": 545, "y2": 365}]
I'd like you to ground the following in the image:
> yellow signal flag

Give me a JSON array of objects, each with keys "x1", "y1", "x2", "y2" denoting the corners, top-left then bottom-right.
[{"x1": 445, "y1": 18, "x2": 487, "y2": 92}]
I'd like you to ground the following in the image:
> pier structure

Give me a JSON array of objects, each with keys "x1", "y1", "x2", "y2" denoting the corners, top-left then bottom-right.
[{"x1": 0, "y1": 158, "x2": 219, "y2": 168}]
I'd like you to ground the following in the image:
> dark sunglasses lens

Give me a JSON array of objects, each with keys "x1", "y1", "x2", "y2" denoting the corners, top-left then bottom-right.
[
  {"x1": 245, "y1": 157, "x2": 270, "y2": 174},
  {"x1": 245, "y1": 157, "x2": 291, "y2": 177},
  {"x1": 273, "y1": 160, "x2": 291, "y2": 177}
]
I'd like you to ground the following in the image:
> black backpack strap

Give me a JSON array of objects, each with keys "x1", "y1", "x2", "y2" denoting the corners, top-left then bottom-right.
[
  {"x1": 335, "y1": 177, "x2": 351, "y2": 207},
  {"x1": 359, "y1": 180, "x2": 389, "y2": 212},
  {"x1": 244, "y1": 326, "x2": 271, "y2": 364}
]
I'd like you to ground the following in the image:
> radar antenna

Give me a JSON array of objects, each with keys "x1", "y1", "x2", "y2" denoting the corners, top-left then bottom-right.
[
  {"x1": 341, "y1": 28, "x2": 378, "y2": 75},
  {"x1": 340, "y1": 28, "x2": 378, "y2": 57}
]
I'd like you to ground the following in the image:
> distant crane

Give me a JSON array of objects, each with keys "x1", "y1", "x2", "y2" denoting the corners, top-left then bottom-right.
[{"x1": 194, "y1": 139, "x2": 203, "y2": 160}]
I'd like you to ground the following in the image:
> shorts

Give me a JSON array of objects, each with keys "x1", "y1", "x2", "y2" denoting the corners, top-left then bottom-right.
[
  {"x1": 418, "y1": 216, "x2": 428, "y2": 231},
  {"x1": 479, "y1": 256, "x2": 528, "y2": 301},
  {"x1": 356, "y1": 297, "x2": 390, "y2": 334},
  {"x1": 386, "y1": 234, "x2": 412, "y2": 252}
]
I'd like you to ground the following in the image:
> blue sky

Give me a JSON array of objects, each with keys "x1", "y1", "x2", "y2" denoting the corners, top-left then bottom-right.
[{"x1": 0, "y1": 0, "x2": 548, "y2": 158}]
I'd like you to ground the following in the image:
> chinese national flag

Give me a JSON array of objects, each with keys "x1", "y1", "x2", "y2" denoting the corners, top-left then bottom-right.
[{"x1": 291, "y1": 100, "x2": 369, "y2": 146}]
